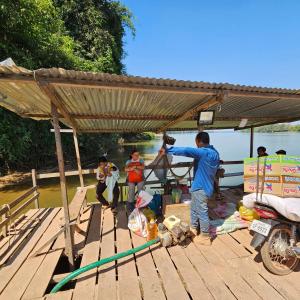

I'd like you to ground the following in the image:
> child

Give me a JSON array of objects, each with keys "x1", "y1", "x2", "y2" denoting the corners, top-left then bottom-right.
[
  {"x1": 96, "y1": 156, "x2": 120, "y2": 213},
  {"x1": 125, "y1": 150, "x2": 145, "y2": 212}
]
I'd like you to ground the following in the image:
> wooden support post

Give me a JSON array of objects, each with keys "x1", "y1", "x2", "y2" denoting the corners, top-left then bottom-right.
[
  {"x1": 188, "y1": 169, "x2": 192, "y2": 188},
  {"x1": 73, "y1": 130, "x2": 84, "y2": 188},
  {"x1": 51, "y1": 102, "x2": 74, "y2": 269},
  {"x1": 120, "y1": 186, "x2": 124, "y2": 203},
  {"x1": 250, "y1": 127, "x2": 254, "y2": 158},
  {"x1": 31, "y1": 169, "x2": 39, "y2": 209},
  {"x1": 1, "y1": 206, "x2": 8, "y2": 237}
]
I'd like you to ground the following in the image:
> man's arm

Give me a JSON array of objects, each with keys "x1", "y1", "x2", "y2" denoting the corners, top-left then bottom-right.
[{"x1": 166, "y1": 147, "x2": 202, "y2": 159}]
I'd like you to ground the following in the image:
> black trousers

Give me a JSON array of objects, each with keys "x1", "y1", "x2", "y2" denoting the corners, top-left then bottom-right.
[{"x1": 96, "y1": 181, "x2": 120, "y2": 208}]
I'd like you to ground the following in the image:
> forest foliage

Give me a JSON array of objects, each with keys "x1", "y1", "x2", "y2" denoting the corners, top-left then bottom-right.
[{"x1": 0, "y1": 0, "x2": 144, "y2": 174}]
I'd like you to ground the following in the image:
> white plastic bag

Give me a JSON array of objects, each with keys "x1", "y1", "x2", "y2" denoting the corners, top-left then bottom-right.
[
  {"x1": 136, "y1": 190, "x2": 153, "y2": 208},
  {"x1": 128, "y1": 191, "x2": 153, "y2": 237},
  {"x1": 128, "y1": 208, "x2": 148, "y2": 237}
]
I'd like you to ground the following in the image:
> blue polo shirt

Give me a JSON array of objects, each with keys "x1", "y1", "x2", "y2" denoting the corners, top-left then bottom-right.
[{"x1": 167, "y1": 145, "x2": 220, "y2": 197}]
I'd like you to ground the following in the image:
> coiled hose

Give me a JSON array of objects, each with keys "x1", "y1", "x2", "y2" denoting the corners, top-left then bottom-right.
[{"x1": 51, "y1": 237, "x2": 160, "y2": 293}]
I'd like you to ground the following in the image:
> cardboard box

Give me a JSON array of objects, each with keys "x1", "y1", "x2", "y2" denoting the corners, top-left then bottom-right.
[
  {"x1": 162, "y1": 194, "x2": 191, "y2": 225},
  {"x1": 282, "y1": 176, "x2": 300, "y2": 197},
  {"x1": 282, "y1": 184, "x2": 300, "y2": 197},
  {"x1": 244, "y1": 175, "x2": 300, "y2": 198},
  {"x1": 244, "y1": 176, "x2": 282, "y2": 195},
  {"x1": 280, "y1": 156, "x2": 300, "y2": 176},
  {"x1": 244, "y1": 155, "x2": 300, "y2": 177},
  {"x1": 244, "y1": 156, "x2": 281, "y2": 176}
]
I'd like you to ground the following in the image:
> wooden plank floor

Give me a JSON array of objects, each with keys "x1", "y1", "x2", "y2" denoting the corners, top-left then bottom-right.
[{"x1": 0, "y1": 191, "x2": 299, "y2": 300}]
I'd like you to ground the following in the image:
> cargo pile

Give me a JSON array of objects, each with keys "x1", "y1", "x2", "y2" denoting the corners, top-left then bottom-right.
[{"x1": 244, "y1": 155, "x2": 300, "y2": 197}]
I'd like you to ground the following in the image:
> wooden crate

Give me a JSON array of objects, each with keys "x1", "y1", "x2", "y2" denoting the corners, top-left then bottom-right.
[{"x1": 162, "y1": 194, "x2": 191, "y2": 225}]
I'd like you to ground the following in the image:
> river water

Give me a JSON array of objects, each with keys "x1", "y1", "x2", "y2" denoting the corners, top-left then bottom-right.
[{"x1": 1, "y1": 131, "x2": 299, "y2": 207}]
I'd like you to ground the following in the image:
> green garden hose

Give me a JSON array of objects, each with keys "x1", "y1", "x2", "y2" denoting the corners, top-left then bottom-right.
[{"x1": 50, "y1": 237, "x2": 160, "y2": 293}]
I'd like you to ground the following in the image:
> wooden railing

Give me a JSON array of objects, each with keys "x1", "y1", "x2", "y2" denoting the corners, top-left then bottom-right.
[
  {"x1": 0, "y1": 186, "x2": 40, "y2": 237},
  {"x1": 33, "y1": 160, "x2": 244, "y2": 202},
  {"x1": 36, "y1": 160, "x2": 244, "y2": 179}
]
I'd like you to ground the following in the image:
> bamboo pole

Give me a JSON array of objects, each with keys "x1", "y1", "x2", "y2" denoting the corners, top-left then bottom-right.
[
  {"x1": 72, "y1": 130, "x2": 84, "y2": 188},
  {"x1": 51, "y1": 102, "x2": 74, "y2": 269},
  {"x1": 31, "y1": 169, "x2": 39, "y2": 208}
]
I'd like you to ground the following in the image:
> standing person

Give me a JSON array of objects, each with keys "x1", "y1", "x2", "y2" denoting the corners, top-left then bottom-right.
[
  {"x1": 96, "y1": 156, "x2": 120, "y2": 214},
  {"x1": 125, "y1": 149, "x2": 145, "y2": 212},
  {"x1": 257, "y1": 146, "x2": 268, "y2": 157},
  {"x1": 161, "y1": 132, "x2": 219, "y2": 246}
]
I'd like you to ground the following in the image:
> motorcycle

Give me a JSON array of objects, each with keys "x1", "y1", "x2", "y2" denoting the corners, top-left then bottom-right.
[{"x1": 250, "y1": 202, "x2": 300, "y2": 275}]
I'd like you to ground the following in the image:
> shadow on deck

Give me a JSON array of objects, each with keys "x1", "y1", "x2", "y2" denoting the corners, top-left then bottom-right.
[{"x1": 0, "y1": 189, "x2": 299, "y2": 300}]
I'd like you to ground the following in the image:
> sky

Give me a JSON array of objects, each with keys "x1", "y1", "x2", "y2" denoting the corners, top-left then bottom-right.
[{"x1": 121, "y1": 0, "x2": 300, "y2": 89}]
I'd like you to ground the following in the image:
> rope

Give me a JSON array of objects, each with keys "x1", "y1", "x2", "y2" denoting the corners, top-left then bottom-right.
[
  {"x1": 145, "y1": 153, "x2": 193, "y2": 183},
  {"x1": 162, "y1": 154, "x2": 193, "y2": 180}
]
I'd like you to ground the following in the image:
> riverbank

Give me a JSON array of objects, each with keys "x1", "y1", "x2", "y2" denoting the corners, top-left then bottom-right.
[
  {"x1": 0, "y1": 150, "x2": 159, "y2": 190},
  {"x1": 0, "y1": 172, "x2": 31, "y2": 190}
]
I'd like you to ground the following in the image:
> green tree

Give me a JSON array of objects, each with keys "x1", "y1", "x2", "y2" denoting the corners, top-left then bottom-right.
[
  {"x1": 0, "y1": 0, "x2": 135, "y2": 174},
  {"x1": 54, "y1": 0, "x2": 135, "y2": 73},
  {"x1": 0, "y1": 107, "x2": 55, "y2": 172},
  {"x1": 0, "y1": 0, "x2": 80, "y2": 69}
]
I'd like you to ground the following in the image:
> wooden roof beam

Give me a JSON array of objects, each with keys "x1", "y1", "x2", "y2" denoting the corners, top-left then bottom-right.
[
  {"x1": 157, "y1": 92, "x2": 226, "y2": 133},
  {"x1": 81, "y1": 128, "x2": 156, "y2": 133},
  {"x1": 20, "y1": 113, "x2": 288, "y2": 123},
  {"x1": 21, "y1": 113, "x2": 175, "y2": 121},
  {"x1": 36, "y1": 82, "x2": 78, "y2": 130},
  {"x1": 70, "y1": 114, "x2": 174, "y2": 121},
  {"x1": 215, "y1": 116, "x2": 279, "y2": 121}
]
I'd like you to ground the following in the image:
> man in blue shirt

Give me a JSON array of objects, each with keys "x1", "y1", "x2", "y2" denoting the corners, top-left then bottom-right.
[{"x1": 161, "y1": 132, "x2": 220, "y2": 246}]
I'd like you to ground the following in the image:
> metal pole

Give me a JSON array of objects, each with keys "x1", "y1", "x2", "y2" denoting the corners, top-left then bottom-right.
[
  {"x1": 198, "y1": 125, "x2": 204, "y2": 132},
  {"x1": 31, "y1": 169, "x2": 39, "y2": 208},
  {"x1": 250, "y1": 127, "x2": 254, "y2": 157},
  {"x1": 73, "y1": 130, "x2": 84, "y2": 188},
  {"x1": 51, "y1": 102, "x2": 74, "y2": 269}
]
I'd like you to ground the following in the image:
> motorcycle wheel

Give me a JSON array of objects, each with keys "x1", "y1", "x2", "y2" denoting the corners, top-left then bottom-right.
[{"x1": 261, "y1": 224, "x2": 299, "y2": 275}]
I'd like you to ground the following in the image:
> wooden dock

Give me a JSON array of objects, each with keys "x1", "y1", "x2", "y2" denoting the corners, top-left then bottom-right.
[{"x1": 0, "y1": 192, "x2": 299, "y2": 300}]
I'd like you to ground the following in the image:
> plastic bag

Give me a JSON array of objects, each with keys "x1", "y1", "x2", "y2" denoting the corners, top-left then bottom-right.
[
  {"x1": 148, "y1": 193, "x2": 162, "y2": 216},
  {"x1": 136, "y1": 190, "x2": 153, "y2": 208},
  {"x1": 128, "y1": 191, "x2": 153, "y2": 237},
  {"x1": 239, "y1": 205, "x2": 259, "y2": 221},
  {"x1": 142, "y1": 207, "x2": 156, "y2": 221},
  {"x1": 128, "y1": 208, "x2": 148, "y2": 237}
]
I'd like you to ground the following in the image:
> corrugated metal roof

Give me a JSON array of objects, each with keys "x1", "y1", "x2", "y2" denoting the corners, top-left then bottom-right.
[
  {"x1": 1, "y1": 65, "x2": 300, "y2": 132},
  {"x1": 34, "y1": 68, "x2": 300, "y2": 95}
]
